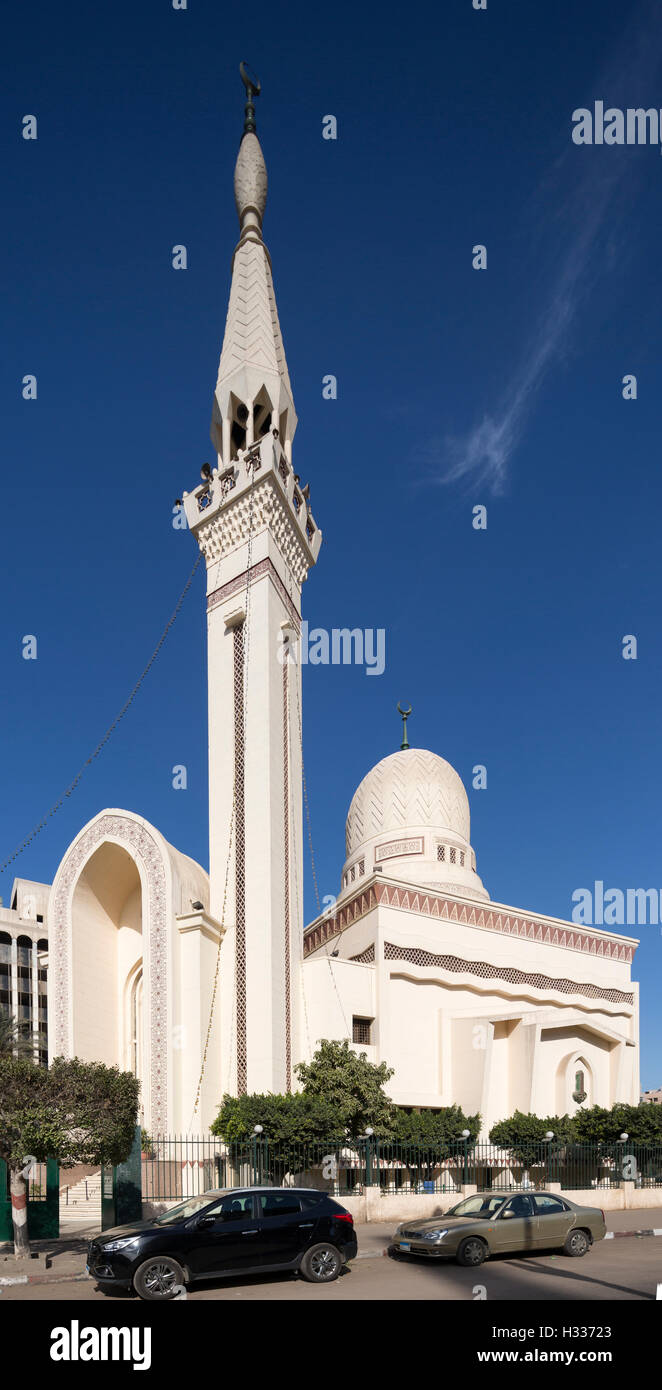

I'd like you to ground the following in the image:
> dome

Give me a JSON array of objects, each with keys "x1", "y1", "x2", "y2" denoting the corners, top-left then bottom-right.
[{"x1": 341, "y1": 748, "x2": 488, "y2": 902}]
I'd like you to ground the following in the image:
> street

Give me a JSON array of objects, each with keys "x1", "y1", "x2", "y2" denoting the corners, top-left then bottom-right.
[{"x1": 3, "y1": 1235, "x2": 660, "y2": 1302}]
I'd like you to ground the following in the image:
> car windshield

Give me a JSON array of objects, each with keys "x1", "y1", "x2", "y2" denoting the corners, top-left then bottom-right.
[
  {"x1": 445, "y1": 1195, "x2": 505, "y2": 1220},
  {"x1": 154, "y1": 1195, "x2": 223, "y2": 1225}
]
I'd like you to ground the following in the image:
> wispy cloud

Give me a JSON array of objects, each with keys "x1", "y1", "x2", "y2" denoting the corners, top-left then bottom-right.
[{"x1": 425, "y1": 3, "x2": 662, "y2": 496}]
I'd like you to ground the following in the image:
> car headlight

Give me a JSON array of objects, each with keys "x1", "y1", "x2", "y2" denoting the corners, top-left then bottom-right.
[
  {"x1": 100, "y1": 1236, "x2": 141, "y2": 1253},
  {"x1": 421, "y1": 1228, "x2": 449, "y2": 1242}
]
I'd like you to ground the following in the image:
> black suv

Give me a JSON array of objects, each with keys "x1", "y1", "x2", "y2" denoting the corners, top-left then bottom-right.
[{"x1": 87, "y1": 1187, "x2": 358, "y2": 1300}]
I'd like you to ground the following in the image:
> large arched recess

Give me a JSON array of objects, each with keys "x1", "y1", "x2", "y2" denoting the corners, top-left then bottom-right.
[{"x1": 49, "y1": 811, "x2": 171, "y2": 1132}]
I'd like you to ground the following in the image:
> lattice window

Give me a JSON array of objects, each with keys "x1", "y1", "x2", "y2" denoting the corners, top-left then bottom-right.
[
  {"x1": 459, "y1": 851, "x2": 465, "y2": 866},
  {"x1": 437, "y1": 845, "x2": 445, "y2": 861},
  {"x1": 233, "y1": 623, "x2": 247, "y2": 1095},
  {"x1": 450, "y1": 847, "x2": 456, "y2": 864},
  {"x1": 383, "y1": 942, "x2": 633, "y2": 1005},
  {"x1": 283, "y1": 656, "x2": 291, "y2": 1092},
  {"x1": 351, "y1": 944, "x2": 375, "y2": 964},
  {"x1": 352, "y1": 1016, "x2": 373, "y2": 1045}
]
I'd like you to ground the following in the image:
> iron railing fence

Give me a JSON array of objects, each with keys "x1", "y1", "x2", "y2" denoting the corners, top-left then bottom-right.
[
  {"x1": 139, "y1": 1136, "x2": 662, "y2": 1200},
  {"x1": 0, "y1": 1161, "x2": 49, "y2": 1202}
]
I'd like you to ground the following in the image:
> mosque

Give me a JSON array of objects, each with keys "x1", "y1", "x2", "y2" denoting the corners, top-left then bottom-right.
[{"x1": 4, "y1": 72, "x2": 639, "y2": 1137}]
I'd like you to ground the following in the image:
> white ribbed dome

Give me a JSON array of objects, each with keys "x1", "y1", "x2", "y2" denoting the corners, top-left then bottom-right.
[
  {"x1": 341, "y1": 748, "x2": 488, "y2": 902},
  {"x1": 346, "y1": 749, "x2": 469, "y2": 854}
]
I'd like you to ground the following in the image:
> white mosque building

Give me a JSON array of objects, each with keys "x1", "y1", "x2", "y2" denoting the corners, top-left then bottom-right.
[{"x1": 6, "y1": 73, "x2": 639, "y2": 1137}]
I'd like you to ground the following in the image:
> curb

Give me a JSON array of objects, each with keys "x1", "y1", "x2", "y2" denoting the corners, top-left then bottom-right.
[
  {"x1": 604, "y1": 1228, "x2": 662, "y2": 1239},
  {"x1": 0, "y1": 1271, "x2": 91, "y2": 1287}
]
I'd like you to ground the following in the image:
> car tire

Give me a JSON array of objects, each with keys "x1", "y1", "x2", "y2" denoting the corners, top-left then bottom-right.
[
  {"x1": 133, "y1": 1255, "x2": 187, "y2": 1301},
  {"x1": 456, "y1": 1237, "x2": 487, "y2": 1268},
  {"x1": 299, "y1": 1242, "x2": 343, "y2": 1283},
  {"x1": 563, "y1": 1229, "x2": 590, "y2": 1258}
]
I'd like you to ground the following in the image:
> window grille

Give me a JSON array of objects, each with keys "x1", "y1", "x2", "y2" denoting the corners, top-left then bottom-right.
[{"x1": 352, "y1": 1016, "x2": 372, "y2": 1045}]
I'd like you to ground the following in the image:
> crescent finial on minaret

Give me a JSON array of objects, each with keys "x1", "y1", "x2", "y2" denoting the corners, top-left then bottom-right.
[
  {"x1": 234, "y1": 62, "x2": 267, "y2": 239},
  {"x1": 239, "y1": 61, "x2": 261, "y2": 134}
]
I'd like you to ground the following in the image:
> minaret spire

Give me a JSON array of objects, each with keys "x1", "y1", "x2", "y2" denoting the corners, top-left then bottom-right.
[
  {"x1": 182, "y1": 66, "x2": 321, "y2": 1100},
  {"x1": 211, "y1": 65, "x2": 296, "y2": 467}
]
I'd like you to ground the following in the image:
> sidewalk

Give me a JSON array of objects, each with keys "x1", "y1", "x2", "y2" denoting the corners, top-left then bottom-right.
[
  {"x1": 0, "y1": 1234, "x2": 92, "y2": 1287},
  {"x1": 1, "y1": 1208, "x2": 661, "y2": 1286}
]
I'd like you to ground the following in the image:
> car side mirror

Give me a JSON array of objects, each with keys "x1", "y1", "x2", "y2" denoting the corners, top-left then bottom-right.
[
  {"x1": 502, "y1": 1210, "x2": 514, "y2": 1219},
  {"x1": 197, "y1": 1215, "x2": 217, "y2": 1229}
]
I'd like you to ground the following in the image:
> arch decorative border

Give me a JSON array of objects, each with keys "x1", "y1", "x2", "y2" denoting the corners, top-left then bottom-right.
[{"x1": 50, "y1": 814, "x2": 169, "y2": 1131}]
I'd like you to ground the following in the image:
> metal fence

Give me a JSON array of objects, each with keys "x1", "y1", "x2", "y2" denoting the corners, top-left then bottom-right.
[{"x1": 139, "y1": 1136, "x2": 662, "y2": 1200}]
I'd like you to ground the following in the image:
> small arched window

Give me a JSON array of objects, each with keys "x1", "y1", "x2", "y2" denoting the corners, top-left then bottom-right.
[{"x1": 572, "y1": 1068, "x2": 587, "y2": 1103}]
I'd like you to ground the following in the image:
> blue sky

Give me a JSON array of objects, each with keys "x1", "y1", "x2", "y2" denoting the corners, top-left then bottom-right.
[{"x1": 2, "y1": 0, "x2": 661, "y2": 1088}]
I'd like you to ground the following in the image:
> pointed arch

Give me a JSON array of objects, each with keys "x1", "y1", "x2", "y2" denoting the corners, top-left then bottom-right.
[{"x1": 49, "y1": 812, "x2": 170, "y2": 1131}]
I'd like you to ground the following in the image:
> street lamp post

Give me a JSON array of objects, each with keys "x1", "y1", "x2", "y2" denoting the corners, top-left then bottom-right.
[
  {"x1": 461, "y1": 1129, "x2": 471, "y2": 1186},
  {"x1": 251, "y1": 1125, "x2": 264, "y2": 1186},
  {"x1": 364, "y1": 1128, "x2": 374, "y2": 1187},
  {"x1": 544, "y1": 1130, "x2": 555, "y2": 1185},
  {"x1": 618, "y1": 1131, "x2": 630, "y2": 1184}
]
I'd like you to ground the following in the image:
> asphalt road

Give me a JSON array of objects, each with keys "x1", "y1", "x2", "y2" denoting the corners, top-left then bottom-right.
[{"x1": 3, "y1": 1237, "x2": 660, "y2": 1301}]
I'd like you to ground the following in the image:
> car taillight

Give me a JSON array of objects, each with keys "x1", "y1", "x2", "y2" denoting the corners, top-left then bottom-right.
[{"x1": 334, "y1": 1211, "x2": 353, "y2": 1225}]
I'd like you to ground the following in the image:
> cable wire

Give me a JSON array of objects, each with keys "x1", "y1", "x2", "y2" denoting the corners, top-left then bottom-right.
[{"x1": 0, "y1": 553, "x2": 203, "y2": 877}]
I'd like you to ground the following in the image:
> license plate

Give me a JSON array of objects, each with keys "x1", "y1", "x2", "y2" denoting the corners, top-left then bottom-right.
[{"x1": 398, "y1": 1241, "x2": 411, "y2": 1251}]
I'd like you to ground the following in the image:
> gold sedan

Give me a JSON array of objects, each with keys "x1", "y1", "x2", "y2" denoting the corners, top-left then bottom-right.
[{"x1": 392, "y1": 1191, "x2": 607, "y2": 1267}]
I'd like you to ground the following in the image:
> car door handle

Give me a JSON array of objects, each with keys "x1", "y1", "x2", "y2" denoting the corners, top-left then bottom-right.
[
  {"x1": 298, "y1": 1222, "x2": 314, "y2": 1228},
  {"x1": 241, "y1": 1229, "x2": 259, "y2": 1235}
]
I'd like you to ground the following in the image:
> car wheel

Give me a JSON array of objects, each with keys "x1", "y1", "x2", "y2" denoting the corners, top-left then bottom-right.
[
  {"x1": 299, "y1": 1242, "x2": 343, "y2": 1283},
  {"x1": 133, "y1": 1255, "x2": 186, "y2": 1301},
  {"x1": 456, "y1": 1237, "x2": 487, "y2": 1268},
  {"x1": 563, "y1": 1229, "x2": 590, "y2": 1258}
]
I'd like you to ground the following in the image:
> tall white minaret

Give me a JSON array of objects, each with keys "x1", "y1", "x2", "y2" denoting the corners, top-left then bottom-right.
[{"x1": 183, "y1": 67, "x2": 321, "y2": 1097}]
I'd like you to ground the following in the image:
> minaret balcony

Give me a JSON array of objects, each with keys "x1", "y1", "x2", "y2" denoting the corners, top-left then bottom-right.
[{"x1": 182, "y1": 429, "x2": 321, "y2": 583}]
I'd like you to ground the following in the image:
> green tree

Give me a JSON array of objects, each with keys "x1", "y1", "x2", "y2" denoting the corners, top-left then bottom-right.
[
  {"x1": 294, "y1": 1039, "x2": 396, "y2": 1138},
  {"x1": 573, "y1": 1102, "x2": 662, "y2": 1145},
  {"x1": 211, "y1": 1091, "x2": 339, "y2": 1144},
  {"x1": 393, "y1": 1105, "x2": 481, "y2": 1149},
  {"x1": 489, "y1": 1110, "x2": 576, "y2": 1165},
  {"x1": 0, "y1": 1055, "x2": 139, "y2": 1258}
]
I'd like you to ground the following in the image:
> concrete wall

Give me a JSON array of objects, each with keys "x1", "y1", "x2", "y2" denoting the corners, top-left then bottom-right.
[{"x1": 337, "y1": 1182, "x2": 662, "y2": 1223}]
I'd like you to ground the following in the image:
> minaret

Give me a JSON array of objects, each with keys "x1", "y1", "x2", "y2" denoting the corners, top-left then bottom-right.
[{"x1": 183, "y1": 67, "x2": 321, "y2": 1097}]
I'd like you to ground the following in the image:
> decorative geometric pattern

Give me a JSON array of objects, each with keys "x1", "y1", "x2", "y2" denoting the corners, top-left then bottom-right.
[
  {"x1": 199, "y1": 475, "x2": 311, "y2": 587},
  {"x1": 49, "y1": 813, "x2": 169, "y2": 1132},
  {"x1": 350, "y1": 944, "x2": 375, "y2": 964},
  {"x1": 233, "y1": 131, "x2": 268, "y2": 227},
  {"x1": 303, "y1": 879, "x2": 637, "y2": 969},
  {"x1": 375, "y1": 837, "x2": 424, "y2": 863},
  {"x1": 383, "y1": 942, "x2": 634, "y2": 1006},
  {"x1": 208, "y1": 555, "x2": 301, "y2": 631},
  {"x1": 217, "y1": 235, "x2": 293, "y2": 399},
  {"x1": 283, "y1": 655, "x2": 292, "y2": 1092},
  {"x1": 345, "y1": 750, "x2": 471, "y2": 857},
  {"x1": 233, "y1": 624, "x2": 247, "y2": 1095}
]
